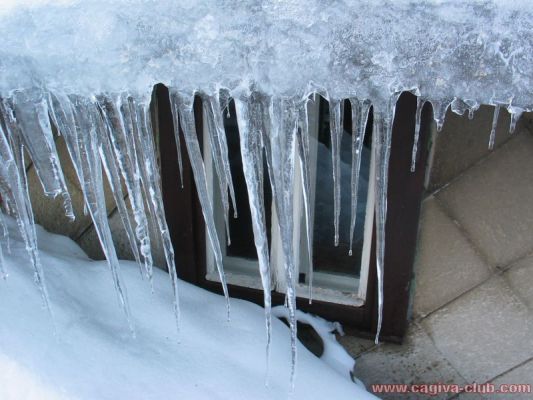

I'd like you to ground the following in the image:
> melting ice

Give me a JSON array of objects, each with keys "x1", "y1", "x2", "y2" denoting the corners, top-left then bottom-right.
[{"x1": 0, "y1": 0, "x2": 532, "y2": 386}]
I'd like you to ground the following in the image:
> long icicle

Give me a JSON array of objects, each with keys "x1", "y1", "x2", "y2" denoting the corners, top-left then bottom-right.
[
  {"x1": 11, "y1": 89, "x2": 74, "y2": 220},
  {"x1": 373, "y1": 93, "x2": 399, "y2": 344},
  {"x1": 129, "y1": 97, "x2": 181, "y2": 333},
  {"x1": 348, "y1": 98, "x2": 371, "y2": 255},
  {"x1": 208, "y1": 92, "x2": 238, "y2": 218},
  {"x1": 329, "y1": 99, "x2": 343, "y2": 247},
  {"x1": 97, "y1": 94, "x2": 155, "y2": 285},
  {"x1": 296, "y1": 98, "x2": 314, "y2": 301},
  {"x1": 265, "y1": 96, "x2": 299, "y2": 388},
  {"x1": 169, "y1": 90, "x2": 230, "y2": 315},
  {"x1": 410, "y1": 97, "x2": 425, "y2": 172},
  {"x1": 488, "y1": 104, "x2": 500, "y2": 150},
  {"x1": 96, "y1": 114, "x2": 143, "y2": 273},
  {"x1": 0, "y1": 99, "x2": 53, "y2": 322},
  {"x1": 234, "y1": 94, "x2": 273, "y2": 382},
  {"x1": 61, "y1": 95, "x2": 134, "y2": 333},
  {"x1": 203, "y1": 94, "x2": 232, "y2": 245}
]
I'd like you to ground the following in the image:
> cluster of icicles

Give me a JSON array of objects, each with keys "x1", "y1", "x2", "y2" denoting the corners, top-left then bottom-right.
[{"x1": 0, "y1": 86, "x2": 526, "y2": 385}]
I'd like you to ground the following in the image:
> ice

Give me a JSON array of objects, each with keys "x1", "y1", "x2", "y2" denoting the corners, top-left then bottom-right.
[
  {"x1": 0, "y1": 100, "x2": 52, "y2": 320},
  {"x1": 0, "y1": 0, "x2": 531, "y2": 387},
  {"x1": 169, "y1": 90, "x2": 230, "y2": 315},
  {"x1": 264, "y1": 96, "x2": 299, "y2": 386},
  {"x1": 349, "y1": 99, "x2": 371, "y2": 254},
  {"x1": 203, "y1": 93, "x2": 236, "y2": 244},
  {"x1": 488, "y1": 104, "x2": 501, "y2": 150},
  {"x1": 97, "y1": 95, "x2": 155, "y2": 282},
  {"x1": 410, "y1": 97, "x2": 425, "y2": 173},
  {"x1": 234, "y1": 93, "x2": 273, "y2": 376},
  {"x1": 10, "y1": 90, "x2": 74, "y2": 220},
  {"x1": 296, "y1": 99, "x2": 314, "y2": 300}
]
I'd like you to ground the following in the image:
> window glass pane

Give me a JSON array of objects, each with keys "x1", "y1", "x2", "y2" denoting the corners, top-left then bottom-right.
[{"x1": 311, "y1": 99, "x2": 372, "y2": 280}]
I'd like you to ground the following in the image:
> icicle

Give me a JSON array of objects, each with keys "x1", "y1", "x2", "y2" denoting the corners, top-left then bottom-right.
[
  {"x1": 168, "y1": 94, "x2": 185, "y2": 189},
  {"x1": 61, "y1": 95, "x2": 134, "y2": 333},
  {"x1": 97, "y1": 94, "x2": 155, "y2": 285},
  {"x1": 373, "y1": 93, "x2": 400, "y2": 344},
  {"x1": 265, "y1": 96, "x2": 299, "y2": 387},
  {"x1": 328, "y1": 99, "x2": 343, "y2": 247},
  {"x1": 296, "y1": 98, "x2": 313, "y2": 301},
  {"x1": 203, "y1": 93, "x2": 236, "y2": 245},
  {"x1": 508, "y1": 106, "x2": 523, "y2": 134},
  {"x1": 349, "y1": 98, "x2": 371, "y2": 254},
  {"x1": 169, "y1": 90, "x2": 230, "y2": 315},
  {"x1": 410, "y1": 97, "x2": 425, "y2": 172},
  {"x1": 234, "y1": 94, "x2": 273, "y2": 381},
  {"x1": 9, "y1": 90, "x2": 74, "y2": 220},
  {"x1": 95, "y1": 114, "x2": 143, "y2": 274},
  {"x1": 0, "y1": 211, "x2": 7, "y2": 279},
  {"x1": 431, "y1": 100, "x2": 451, "y2": 132},
  {"x1": 0, "y1": 103, "x2": 53, "y2": 320},
  {"x1": 488, "y1": 104, "x2": 501, "y2": 150},
  {"x1": 127, "y1": 97, "x2": 181, "y2": 333}
]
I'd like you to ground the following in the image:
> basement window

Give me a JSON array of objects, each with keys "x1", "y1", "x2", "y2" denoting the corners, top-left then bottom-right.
[
  {"x1": 156, "y1": 85, "x2": 432, "y2": 341},
  {"x1": 204, "y1": 97, "x2": 374, "y2": 306}
]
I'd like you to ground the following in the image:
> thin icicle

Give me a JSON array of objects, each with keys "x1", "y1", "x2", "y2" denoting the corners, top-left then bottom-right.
[
  {"x1": 410, "y1": 97, "x2": 425, "y2": 172},
  {"x1": 265, "y1": 96, "x2": 299, "y2": 388},
  {"x1": 128, "y1": 97, "x2": 181, "y2": 333},
  {"x1": 296, "y1": 98, "x2": 313, "y2": 301},
  {"x1": 348, "y1": 98, "x2": 371, "y2": 254},
  {"x1": 508, "y1": 108, "x2": 523, "y2": 134},
  {"x1": 431, "y1": 100, "x2": 451, "y2": 132},
  {"x1": 97, "y1": 94, "x2": 155, "y2": 284},
  {"x1": 234, "y1": 94, "x2": 273, "y2": 382},
  {"x1": 328, "y1": 99, "x2": 343, "y2": 247},
  {"x1": 373, "y1": 93, "x2": 400, "y2": 344},
  {"x1": 0, "y1": 211, "x2": 7, "y2": 279},
  {"x1": 488, "y1": 104, "x2": 501, "y2": 150},
  {"x1": 169, "y1": 90, "x2": 230, "y2": 315},
  {"x1": 96, "y1": 115, "x2": 143, "y2": 273},
  {"x1": 62, "y1": 95, "x2": 134, "y2": 333},
  {"x1": 0, "y1": 104, "x2": 53, "y2": 320},
  {"x1": 9, "y1": 90, "x2": 74, "y2": 220},
  {"x1": 203, "y1": 94, "x2": 233, "y2": 244},
  {"x1": 169, "y1": 94, "x2": 185, "y2": 189}
]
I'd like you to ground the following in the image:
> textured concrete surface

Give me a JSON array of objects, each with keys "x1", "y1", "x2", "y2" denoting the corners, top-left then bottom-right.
[
  {"x1": 355, "y1": 324, "x2": 465, "y2": 400},
  {"x1": 490, "y1": 359, "x2": 533, "y2": 400},
  {"x1": 412, "y1": 197, "x2": 491, "y2": 318},
  {"x1": 437, "y1": 130, "x2": 533, "y2": 268},
  {"x1": 422, "y1": 276, "x2": 533, "y2": 383},
  {"x1": 504, "y1": 256, "x2": 533, "y2": 311}
]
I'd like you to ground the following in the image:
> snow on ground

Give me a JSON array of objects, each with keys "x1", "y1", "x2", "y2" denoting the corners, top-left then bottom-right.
[{"x1": 0, "y1": 216, "x2": 376, "y2": 400}]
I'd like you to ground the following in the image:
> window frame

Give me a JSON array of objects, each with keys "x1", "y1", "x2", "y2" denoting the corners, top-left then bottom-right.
[{"x1": 154, "y1": 85, "x2": 433, "y2": 343}]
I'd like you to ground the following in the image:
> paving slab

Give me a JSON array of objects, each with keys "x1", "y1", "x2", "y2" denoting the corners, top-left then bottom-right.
[
  {"x1": 422, "y1": 276, "x2": 533, "y2": 384},
  {"x1": 337, "y1": 334, "x2": 375, "y2": 358},
  {"x1": 504, "y1": 255, "x2": 533, "y2": 311},
  {"x1": 355, "y1": 324, "x2": 465, "y2": 400},
  {"x1": 490, "y1": 359, "x2": 533, "y2": 400},
  {"x1": 413, "y1": 197, "x2": 491, "y2": 317},
  {"x1": 437, "y1": 131, "x2": 533, "y2": 268}
]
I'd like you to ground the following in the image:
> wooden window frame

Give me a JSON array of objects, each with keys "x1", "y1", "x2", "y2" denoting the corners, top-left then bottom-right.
[{"x1": 154, "y1": 84, "x2": 433, "y2": 343}]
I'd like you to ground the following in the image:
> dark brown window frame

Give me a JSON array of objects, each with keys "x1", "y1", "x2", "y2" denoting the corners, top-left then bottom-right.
[{"x1": 154, "y1": 84, "x2": 432, "y2": 343}]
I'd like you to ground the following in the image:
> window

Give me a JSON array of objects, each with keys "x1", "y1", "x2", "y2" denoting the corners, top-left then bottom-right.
[
  {"x1": 155, "y1": 84, "x2": 432, "y2": 342},
  {"x1": 204, "y1": 97, "x2": 375, "y2": 306}
]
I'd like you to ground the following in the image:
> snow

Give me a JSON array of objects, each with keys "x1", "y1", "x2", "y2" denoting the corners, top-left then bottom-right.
[{"x1": 0, "y1": 216, "x2": 377, "y2": 400}]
